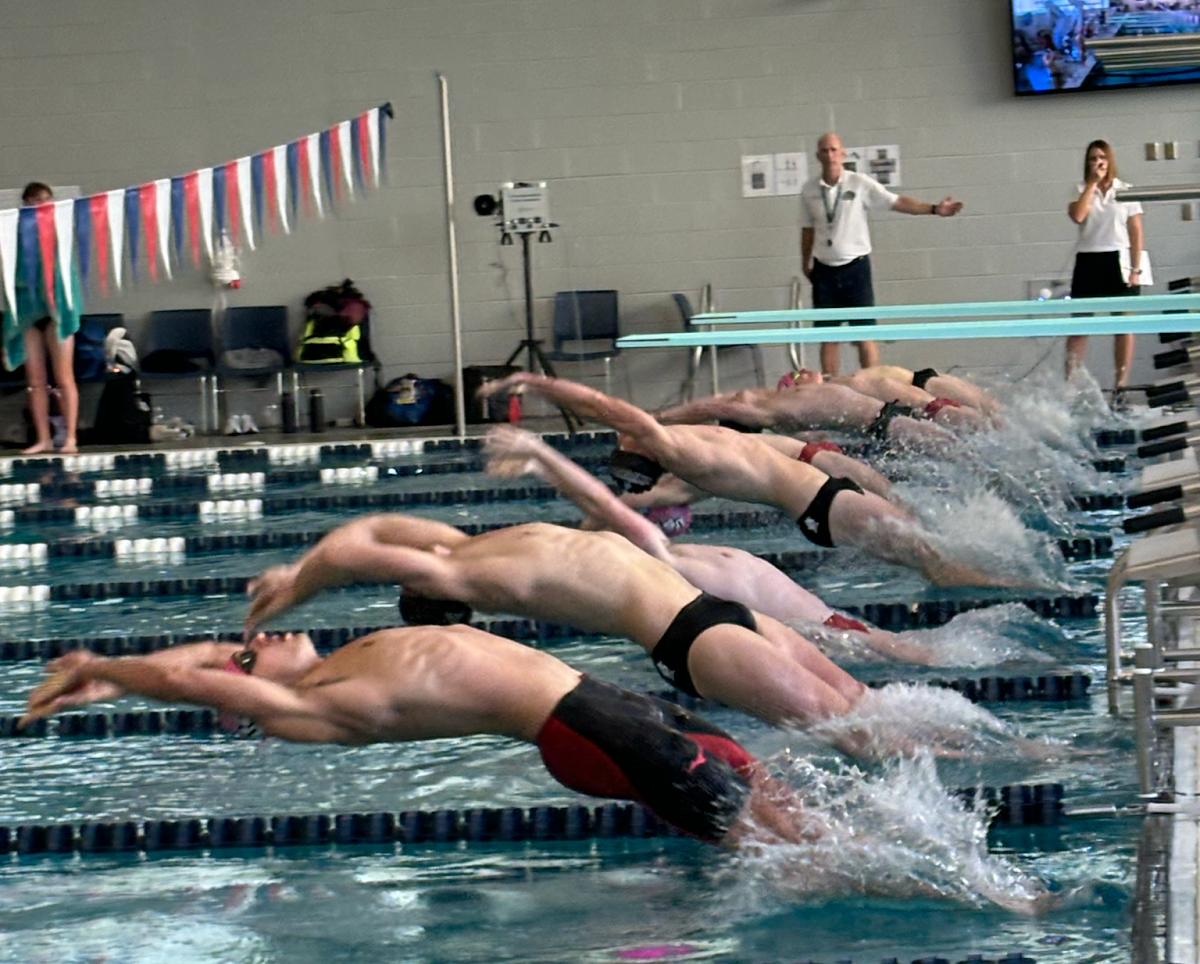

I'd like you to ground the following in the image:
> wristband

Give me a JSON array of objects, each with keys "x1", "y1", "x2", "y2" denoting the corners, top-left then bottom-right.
[{"x1": 930, "y1": 203, "x2": 937, "y2": 215}]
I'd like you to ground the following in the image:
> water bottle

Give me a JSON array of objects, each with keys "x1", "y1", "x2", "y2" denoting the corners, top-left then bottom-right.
[
  {"x1": 281, "y1": 391, "x2": 298, "y2": 434},
  {"x1": 308, "y1": 389, "x2": 325, "y2": 433}
]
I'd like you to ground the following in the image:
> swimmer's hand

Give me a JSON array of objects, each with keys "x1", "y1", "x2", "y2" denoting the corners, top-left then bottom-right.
[
  {"x1": 475, "y1": 371, "x2": 542, "y2": 399},
  {"x1": 483, "y1": 426, "x2": 547, "y2": 480},
  {"x1": 20, "y1": 652, "x2": 122, "y2": 727},
  {"x1": 245, "y1": 563, "x2": 303, "y2": 636}
]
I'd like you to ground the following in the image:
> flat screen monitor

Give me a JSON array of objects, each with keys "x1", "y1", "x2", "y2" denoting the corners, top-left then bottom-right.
[{"x1": 1012, "y1": 0, "x2": 1200, "y2": 94}]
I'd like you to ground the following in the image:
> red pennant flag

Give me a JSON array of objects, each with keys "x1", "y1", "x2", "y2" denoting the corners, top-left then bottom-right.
[
  {"x1": 297, "y1": 139, "x2": 312, "y2": 217},
  {"x1": 224, "y1": 159, "x2": 240, "y2": 246},
  {"x1": 34, "y1": 202, "x2": 57, "y2": 312},
  {"x1": 89, "y1": 194, "x2": 110, "y2": 295},
  {"x1": 328, "y1": 123, "x2": 344, "y2": 202},
  {"x1": 262, "y1": 150, "x2": 278, "y2": 233},
  {"x1": 138, "y1": 182, "x2": 159, "y2": 282},
  {"x1": 184, "y1": 171, "x2": 201, "y2": 266}
]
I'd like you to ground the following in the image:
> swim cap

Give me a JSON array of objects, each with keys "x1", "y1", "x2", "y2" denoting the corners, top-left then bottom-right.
[
  {"x1": 645, "y1": 504, "x2": 693, "y2": 537},
  {"x1": 798, "y1": 441, "x2": 843, "y2": 464},
  {"x1": 923, "y1": 397, "x2": 962, "y2": 419},
  {"x1": 716, "y1": 420, "x2": 762, "y2": 434},
  {"x1": 399, "y1": 590, "x2": 474, "y2": 626},
  {"x1": 608, "y1": 449, "x2": 665, "y2": 494},
  {"x1": 219, "y1": 651, "x2": 264, "y2": 738},
  {"x1": 777, "y1": 371, "x2": 800, "y2": 390}
]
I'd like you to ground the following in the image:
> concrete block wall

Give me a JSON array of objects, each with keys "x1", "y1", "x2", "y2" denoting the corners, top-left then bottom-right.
[{"x1": 2, "y1": 0, "x2": 1198, "y2": 415}]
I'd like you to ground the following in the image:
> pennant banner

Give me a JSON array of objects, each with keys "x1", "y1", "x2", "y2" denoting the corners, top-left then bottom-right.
[
  {"x1": 0, "y1": 103, "x2": 390, "y2": 314},
  {"x1": 53, "y1": 200, "x2": 75, "y2": 312},
  {"x1": 0, "y1": 209, "x2": 18, "y2": 315},
  {"x1": 236, "y1": 155, "x2": 255, "y2": 251},
  {"x1": 74, "y1": 197, "x2": 92, "y2": 290},
  {"x1": 106, "y1": 189, "x2": 125, "y2": 290}
]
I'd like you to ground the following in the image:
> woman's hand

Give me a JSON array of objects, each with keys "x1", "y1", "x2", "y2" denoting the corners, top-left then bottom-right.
[{"x1": 20, "y1": 653, "x2": 122, "y2": 727}]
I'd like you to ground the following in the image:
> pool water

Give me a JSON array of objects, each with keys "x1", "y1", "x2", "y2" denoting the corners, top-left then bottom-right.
[{"x1": 0, "y1": 413, "x2": 1151, "y2": 964}]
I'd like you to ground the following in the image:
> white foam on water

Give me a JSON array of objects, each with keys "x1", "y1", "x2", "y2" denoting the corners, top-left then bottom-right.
[{"x1": 721, "y1": 754, "x2": 1055, "y2": 914}]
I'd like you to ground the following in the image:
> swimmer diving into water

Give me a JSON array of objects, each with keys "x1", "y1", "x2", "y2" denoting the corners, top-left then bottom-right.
[
  {"x1": 244, "y1": 513, "x2": 1063, "y2": 762},
  {"x1": 482, "y1": 425, "x2": 937, "y2": 665},
  {"x1": 20, "y1": 629, "x2": 1059, "y2": 914},
  {"x1": 20, "y1": 627, "x2": 800, "y2": 844},
  {"x1": 478, "y1": 373, "x2": 1035, "y2": 588}
]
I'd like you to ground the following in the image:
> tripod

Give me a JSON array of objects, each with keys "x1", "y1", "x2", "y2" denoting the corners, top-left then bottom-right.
[{"x1": 503, "y1": 230, "x2": 578, "y2": 431}]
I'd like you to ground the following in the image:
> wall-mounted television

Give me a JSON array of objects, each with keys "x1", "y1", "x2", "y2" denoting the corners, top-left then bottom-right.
[{"x1": 1012, "y1": 0, "x2": 1200, "y2": 94}]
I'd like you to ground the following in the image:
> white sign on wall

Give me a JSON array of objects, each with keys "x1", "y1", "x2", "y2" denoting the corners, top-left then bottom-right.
[
  {"x1": 740, "y1": 155, "x2": 774, "y2": 198},
  {"x1": 844, "y1": 146, "x2": 901, "y2": 188},
  {"x1": 740, "y1": 153, "x2": 808, "y2": 197}
]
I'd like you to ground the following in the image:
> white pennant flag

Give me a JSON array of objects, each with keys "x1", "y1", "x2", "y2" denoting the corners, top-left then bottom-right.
[
  {"x1": 53, "y1": 200, "x2": 75, "y2": 312},
  {"x1": 106, "y1": 189, "x2": 125, "y2": 290},
  {"x1": 338, "y1": 120, "x2": 354, "y2": 197},
  {"x1": 272, "y1": 144, "x2": 290, "y2": 234},
  {"x1": 236, "y1": 156, "x2": 255, "y2": 251},
  {"x1": 154, "y1": 179, "x2": 173, "y2": 280},
  {"x1": 306, "y1": 133, "x2": 324, "y2": 218},
  {"x1": 367, "y1": 107, "x2": 381, "y2": 187},
  {"x1": 196, "y1": 167, "x2": 214, "y2": 263},
  {"x1": 0, "y1": 209, "x2": 19, "y2": 317}
]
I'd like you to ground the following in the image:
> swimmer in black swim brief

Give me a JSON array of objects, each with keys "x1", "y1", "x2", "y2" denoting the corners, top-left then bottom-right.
[
  {"x1": 865, "y1": 399, "x2": 916, "y2": 442},
  {"x1": 536, "y1": 675, "x2": 755, "y2": 840},
  {"x1": 911, "y1": 368, "x2": 938, "y2": 391},
  {"x1": 651, "y1": 592, "x2": 759, "y2": 697},
  {"x1": 796, "y1": 476, "x2": 864, "y2": 548}
]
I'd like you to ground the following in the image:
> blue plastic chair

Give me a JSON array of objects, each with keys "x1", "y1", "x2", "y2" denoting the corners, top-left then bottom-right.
[
  {"x1": 136, "y1": 309, "x2": 217, "y2": 431},
  {"x1": 215, "y1": 306, "x2": 292, "y2": 429},
  {"x1": 545, "y1": 290, "x2": 622, "y2": 396},
  {"x1": 673, "y1": 293, "x2": 764, "y2": 401}
]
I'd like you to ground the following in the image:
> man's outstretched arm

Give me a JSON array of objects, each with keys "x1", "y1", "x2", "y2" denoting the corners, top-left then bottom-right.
[
  {"x1": 478, "y1": 373, "x2": 664, "y2": 441},
  {"x1": 484, "y1": 426, "x2": 673, "y2": 562}
]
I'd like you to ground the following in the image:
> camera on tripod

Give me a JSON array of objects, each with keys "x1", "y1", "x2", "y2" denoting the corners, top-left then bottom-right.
[{"x1": 473, "y1": 181, "x2": 553, "y2": 244}]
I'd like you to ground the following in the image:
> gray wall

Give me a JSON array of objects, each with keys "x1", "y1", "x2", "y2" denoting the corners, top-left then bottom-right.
[{"x1": 5, "y1": 0, "x2": 1199, "y2": 414}]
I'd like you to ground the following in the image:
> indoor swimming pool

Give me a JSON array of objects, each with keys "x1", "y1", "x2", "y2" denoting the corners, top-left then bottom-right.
[{"x1": 0, "y1": 425, "x2": 1152, "y2": 964}]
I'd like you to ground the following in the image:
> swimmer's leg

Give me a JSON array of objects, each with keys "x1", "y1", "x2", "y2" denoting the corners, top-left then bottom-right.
[{"x1": 827, "y1": 489, "x2": 1038, "y2": 589}]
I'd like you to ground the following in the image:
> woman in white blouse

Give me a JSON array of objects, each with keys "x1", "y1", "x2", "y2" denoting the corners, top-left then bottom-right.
[{"x1": 1065, "y1": 139, "x2": 1146, "y2": 394}]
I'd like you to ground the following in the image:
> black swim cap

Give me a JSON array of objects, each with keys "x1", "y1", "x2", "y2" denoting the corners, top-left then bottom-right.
[
  {"x1": 608, "y1": 449, "x2": 665, "y2": 494},
  {"x1": 399, "y1": 590, "x2": 474, "y2": 626}
]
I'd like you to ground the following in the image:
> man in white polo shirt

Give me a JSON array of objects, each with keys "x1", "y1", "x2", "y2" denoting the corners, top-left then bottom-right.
[{"x1": 800, "y1": 133, "x2": 964, "y2": 376}]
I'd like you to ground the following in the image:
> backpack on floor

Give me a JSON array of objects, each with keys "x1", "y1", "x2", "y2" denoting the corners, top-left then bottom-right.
[{"x1": 87, "y1": 372, "x2": 151, "y2": 445}]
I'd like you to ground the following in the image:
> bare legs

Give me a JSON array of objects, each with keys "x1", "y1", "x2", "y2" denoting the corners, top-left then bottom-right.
[
  {"x1": 21, "y1": 325, "x2": 77, "y2": 455},
  {"x1": 1065, "y1": 333, "x2": 1135, "y2": 392},
  {"x1": 820, "y1": 339, "x2": 878, "y2": 376}
]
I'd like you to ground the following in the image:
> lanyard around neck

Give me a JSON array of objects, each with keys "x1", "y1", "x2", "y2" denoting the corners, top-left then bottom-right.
[{"x1": 821, "y1": 180, "x2": 843, "y2": 225}]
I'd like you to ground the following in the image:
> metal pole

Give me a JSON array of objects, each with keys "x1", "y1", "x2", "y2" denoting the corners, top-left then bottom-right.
[
  {"x1": 437, "y1": 72, "x2": 467, "y2": 437},
  {"x1": 1105, "y1": 551, "x2": 1129, "y2": 715},
  {"x1": 788, "y1": 276, "x2": 805, "y2": 373},
  {"x1": 522, "y1": 232, "x2": 537, "y2": 372}
]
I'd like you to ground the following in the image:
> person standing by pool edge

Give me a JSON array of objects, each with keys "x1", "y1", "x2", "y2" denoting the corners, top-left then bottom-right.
[
  {"x1": 800, "y1": 133, "x2": 964, "y2": 377},
  {"x1": 1, "y1": 182, "x2": 82, "y2": 455},
  {"x1": 1065, "y1": 139, "x2": 1147, "y2": 399}
]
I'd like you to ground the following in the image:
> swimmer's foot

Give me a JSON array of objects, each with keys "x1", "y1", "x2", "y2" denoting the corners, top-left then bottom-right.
[
  {"x1": 59, "y1": 439, "x2": 78, "y2": 455},
  {"x1": 20, "y1": 439, "x2": 53, "y2": 456}
]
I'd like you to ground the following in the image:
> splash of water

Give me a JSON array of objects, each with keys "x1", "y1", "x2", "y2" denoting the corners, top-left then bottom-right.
[
  {"x1": 796, "y1": 602, "x2": 1068, "y2": 669},
  {"x1": 808, "y1": 682, "x2": 1064, "y2": 760},
  {"x1": 725, "y1": 754, "x2": 1054, "y2": 914},
  {"x1": 892, "y1": 485, "x2": 1070, "y2": 590}
]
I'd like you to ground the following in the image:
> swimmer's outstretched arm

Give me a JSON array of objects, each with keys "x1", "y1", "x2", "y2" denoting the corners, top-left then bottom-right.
[
  {"x1": 478, "y1": 373, "x2": 664, "y2": 442},
  {"x1": 483, "y1": 426, "x2": 674, "y2": 564},
  {"x1": 656, "y1": 394, "x2": 774, "y2": 428},
  {"x1": 618, "y1": 475, "x2": 708, "y2": 510},
  {"x1": 246, "y1": 516, "x2": 462, "y2": 633},
  {"x1": 22, "y1": 645, "x2": 354, "y2": 743}
]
